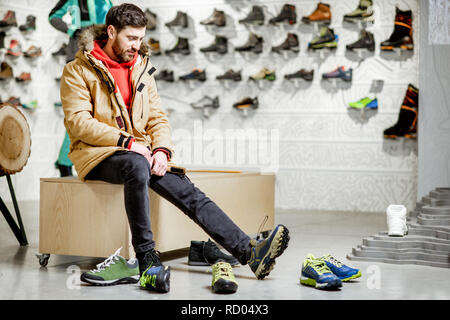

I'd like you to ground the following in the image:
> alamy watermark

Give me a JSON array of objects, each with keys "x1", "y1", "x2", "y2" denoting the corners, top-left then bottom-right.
[{"x1": 171, "y1": 120, "x2": 280, "y2": 173}]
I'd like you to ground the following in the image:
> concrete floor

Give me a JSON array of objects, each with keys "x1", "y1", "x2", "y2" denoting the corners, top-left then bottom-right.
[{"x1": 1, "y1": 201, "x2": 449, "y2": 300}]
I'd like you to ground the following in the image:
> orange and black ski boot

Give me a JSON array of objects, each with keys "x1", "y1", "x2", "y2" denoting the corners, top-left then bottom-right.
[
  {"x1": 380, "y1": 7, "x2": 414, "y2": 51},
  {"x1": 383, "y1": 84, "x2": 419, "y2": 139}
]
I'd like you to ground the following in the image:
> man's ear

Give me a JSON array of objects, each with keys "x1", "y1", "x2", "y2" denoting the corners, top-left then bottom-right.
[{"x1": 106, "y1": 25, "x2": 116, "y2": 40}]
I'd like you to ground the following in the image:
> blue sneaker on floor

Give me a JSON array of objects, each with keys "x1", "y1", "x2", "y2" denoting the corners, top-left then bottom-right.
[
  {"x1": 140, "y1": 265, "x2": 171, "y2": 293},
  {"x1": 319, "y1": 254, "x2": 362, "y2": 281},
  {"x1": 300, "y1": 254, "x2": 342, "y2": 289},
  {"x1": 248, "y1": 224, "x2": 290, "y2": 280}
]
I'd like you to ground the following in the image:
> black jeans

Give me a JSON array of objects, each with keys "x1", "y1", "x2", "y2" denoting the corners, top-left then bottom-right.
[{"x1": 85, "y1": 151, "x2": 251, "y2": 264}]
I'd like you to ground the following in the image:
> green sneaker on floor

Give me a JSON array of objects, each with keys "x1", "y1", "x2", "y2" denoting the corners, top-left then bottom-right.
[
  {"x1": 211, "y1": 261, "x2": 238, "y2": 294},
  {"x1": 248, "y1": 224, "x2": 290, "y2": 280},
  {"x1": 80, "y1": 248, "x2": 140, "y2": 286},
  {"x1": 300, "y1": 254, "x2": 342, "y2": 289}
]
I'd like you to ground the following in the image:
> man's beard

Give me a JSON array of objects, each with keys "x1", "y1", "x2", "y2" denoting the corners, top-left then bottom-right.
[{"x1": 112, "y1": 40, "x2": 136, "y2": 63}]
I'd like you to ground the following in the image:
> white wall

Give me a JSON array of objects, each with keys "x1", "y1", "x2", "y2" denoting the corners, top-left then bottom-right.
[
  {"x1": 418, "y1": 0, "x2": 450, "y2": 198},
  {"x1": 0, "y1": 0, "x2": 419, "y2": 213}
]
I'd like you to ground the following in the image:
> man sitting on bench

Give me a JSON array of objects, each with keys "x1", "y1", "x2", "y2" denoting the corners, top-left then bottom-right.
[{"x1": 60, "y1": 3, "x2": 289, "y2": 292}]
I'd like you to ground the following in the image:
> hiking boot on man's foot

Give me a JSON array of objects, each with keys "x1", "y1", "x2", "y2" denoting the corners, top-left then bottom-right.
[{"x1": 247, "y1": 224, "x2": 290, "y2": 279}]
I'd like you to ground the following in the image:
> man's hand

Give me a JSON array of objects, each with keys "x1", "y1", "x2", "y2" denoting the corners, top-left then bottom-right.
[
  {"x1": 151, "y1": 151, "x2": 168, "y2": 176},
  {"x1": 129, "y1": 142, "x2": 152, "y2": 165}
]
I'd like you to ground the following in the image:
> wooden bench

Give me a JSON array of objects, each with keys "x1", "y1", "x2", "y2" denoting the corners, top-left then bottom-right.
[{"x1": 39, "y1": 171, "x2": 275, "y2": 262}]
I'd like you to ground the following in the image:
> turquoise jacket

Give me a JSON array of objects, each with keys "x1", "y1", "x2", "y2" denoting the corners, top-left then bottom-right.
[{"x1": 49, "y1": 0, "x2": 113, "y2": 37}]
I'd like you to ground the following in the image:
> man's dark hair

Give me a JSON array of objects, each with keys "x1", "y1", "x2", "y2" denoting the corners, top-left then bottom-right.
[{"x1": 105, "y1": 3, "x2": 147, "y2": 32}]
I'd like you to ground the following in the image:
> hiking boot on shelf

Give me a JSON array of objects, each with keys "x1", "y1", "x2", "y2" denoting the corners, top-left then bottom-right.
[
  {"x1": 200, "y1": 9, "x2": 226, "y2": 27},
  {"x1": 200, "y1": 35, "x2": 228, "y2": 54},
  {"x1": 343, "y1": 0, "x2": 374, "y2": 23},
  {"x1": 148, "y1": 38, "x2": 161, "y2": 55},
  {"x1": 284, "y1": 69, "x2": 314, "y2": 81},
  {"x1": 165, "y1": 37, "x2": 190, "y2": 55},
  {"x1": 346, "y1": 29, "x2": 375, "y2": 52},
  {"x1": 308, "y1": 26, "x2": 338, "y2": 50},
  {"x1": 216, "y1": 69, "x2": 242, "y2": 82},
  {"x1": 155, "y1": 70, "x2": 174, "y2": 82},
  {"x1": 137, "y1": 248, "x2": 170, "y2": 293},
  {"x1": 272, "y1": 32, "x2": 299, "y2": 54},
  {"x1": 0, "y1": 31, "x2": 5, "y2": 49},
  {"x1": 19, "y1": 15, "x2": 36, "y2": 32},
  {"x1": 233, "y1": 97, "x2": 259, "y2": 110},
  {"x1": 0, "y1": 10, "x2": 17, "y2": 28},
  {"x1": 80, "y1": 248, "x2": 140, "y2": 286},
  {"x1": 190, "y1": 96, "x2": 220, "y2": 111},
  {"x1": 302, "y1": 2, "x2": 331, "y2": 24},
  {"x1": 239, "y1": 5, "x2": 264, "y2": 25},
  {"x1": 15, "y1": 72, "x2": 31, "y2": 82},
  {"x1": 179, "y1": 68, "x2": 206, "y2": 82},
  {"x1": 6, "y1": 96, "x2": 22, "y2": 108},
  {"x1": 380, "y1": 7, "x2": 414, "y2": 51},
  {"x1": 211, "y1": 261, "x2": 238, "y2": 294},
  {"x1": 145, "y1": 9, "x2": 157, "y2": 30},
  {"x1": 0, "y1": 62, "x2": 13, "y2": 80},
  {"x1": 383, "y1": 84, "x2": 419, "y2": 139},
  {"x1": 248, "y1": 224, "x2": 290, "y2": 280},
  {"x1": 188, "y1": 239, "x2": 238, "y2": 266},
  {"x1": 348, "y1": 97, "x2": 378, "y2": 109},
  {"x1": 52, "y1": 43, "x2": 67, "y2": 56},
  {"x1": 322, "y1": 66, "x2": 352, "y2": 82},
  {"x1": 235, "y1": 33, "x2": 263, "y2": 54},
  {"x1": 6, "y1": 39, "x2": 22, "y2": 56},
  {"x1": 249, "y1": 67, "x2": 276, "y2": 81},
  {"x1": 165, "y1": 11, "x2": 188, "y2": 28},
  {"x1": 24, "y1": 45, "x2": 42, "y2": 58},
  {"x1": 269, "y1": 4, "x2": 297, "y2": 25},
  {"x1": 300, "y1": 254, "x2": 342, "y2": 289}
]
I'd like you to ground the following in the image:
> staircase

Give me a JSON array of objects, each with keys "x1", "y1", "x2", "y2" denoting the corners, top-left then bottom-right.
[{"x1": 347, "y1": 188, "x2": 450, "y2": 268}]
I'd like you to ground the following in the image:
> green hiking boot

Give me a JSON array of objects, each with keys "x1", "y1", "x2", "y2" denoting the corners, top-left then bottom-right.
[
  {"x1": 248, "y1": 224, "x2": 290, "y2": 279},
  {"x1": 249, "y1": 67, "x2": 276, "y2": 81},
  {"x1": 308, "y1": 26, "x2": 338, "y2": 50},
  {"x1": 80, "y1": 248, "x2": 140, "y2": 286},
  {"x1": 343, "y1": 0, "x2": 374, "y2": 23},
  {"x1": 348, "y1": 97, "x2": 378, "y2": 109},
  {"x1": 211, "y1": 261, "x2": 238, "y2": 293}
]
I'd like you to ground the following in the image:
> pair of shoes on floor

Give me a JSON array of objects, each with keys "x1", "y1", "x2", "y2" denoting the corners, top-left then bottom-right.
[
  {"x1": 79, "y1": 225, "x2": 290, "y2": 294},
  {"x1": 300, "y1": 254, "x2": 361, "y2": 290}
]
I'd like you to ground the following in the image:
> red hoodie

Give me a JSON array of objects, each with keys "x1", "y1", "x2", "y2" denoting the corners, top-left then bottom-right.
[{"x1": 91, "y1": 40, "x2": 137, "y2": 110}]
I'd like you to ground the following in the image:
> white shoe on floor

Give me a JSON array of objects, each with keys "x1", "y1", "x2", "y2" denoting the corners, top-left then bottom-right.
[{"x1": 386, "y1": 204, "x2": 408, "y2": 237}]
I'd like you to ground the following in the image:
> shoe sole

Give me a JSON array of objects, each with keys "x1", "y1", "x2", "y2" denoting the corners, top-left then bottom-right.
[
  {"x1": 381, "y1": 44, "x2": 414, "y2": 51},
  {"x1": 80, "y1": 273, "x2": 139, "y2": 286},
  {"x1": 212, "y1": 278, "x2": 238, "y2": 294},
  {"x1": 300, "y1": 276, "x2": 342, "y2": 289},
  {"x1": 340, "y1": 270, "x2": 362, "y2": 282},
  {"x1": 253, "y1": 225, "x2": 290, "y2": 280}
]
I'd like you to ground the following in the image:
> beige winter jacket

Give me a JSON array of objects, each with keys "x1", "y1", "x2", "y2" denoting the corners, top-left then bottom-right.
[{"x1": 60, "y1": 25, "x2": 174, "y2": 180}]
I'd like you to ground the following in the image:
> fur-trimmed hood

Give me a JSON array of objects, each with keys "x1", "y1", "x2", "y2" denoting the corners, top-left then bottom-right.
[{"x1": 77, "y1": 24, "x2": 150, "y2": 56}]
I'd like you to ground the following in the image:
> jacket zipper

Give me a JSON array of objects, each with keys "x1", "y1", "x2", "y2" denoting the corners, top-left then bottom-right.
[{"x1": 133, "y1": 56, "x2": 149, "y2": 119}]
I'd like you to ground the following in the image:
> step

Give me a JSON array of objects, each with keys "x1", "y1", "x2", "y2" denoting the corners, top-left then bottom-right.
[
  {"x1": 374, "y1": 232, "x2": 450, "y2": 244},
  {"x1": 417, "y1": 216, "x2": 450, "y2": 226},
  {"x1": 408, "y1": 224, "x2": 450, "y2": 240},
  {"x1": 349, "y1": 247, "x2": 450, "y2": 265},
  {"x1": 421, "y1": 197, "x2": 450, "y2": 207},
  {"x1": 362, "y1": 236, "x2": 450, "y2": 252},
  {"x1": 421, "y1": 206, "x2": 450, "y2": 215},
  {"x1": 358, "y1": 244, "x2": 450, "y2": 256},
  {"x1": 429, "y1": 190, "x2": 450, "y2": 199},
  {"x1": 347, "y1": 250, "x2": 450, "y2": 268}
]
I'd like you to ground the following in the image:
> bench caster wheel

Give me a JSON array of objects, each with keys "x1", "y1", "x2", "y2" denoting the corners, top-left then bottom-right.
[{"x1": 36, "y1": 253, "x2": 50, "y2": 267}]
